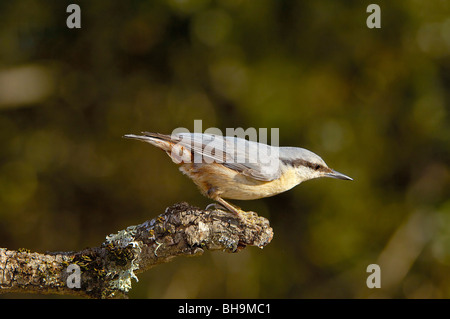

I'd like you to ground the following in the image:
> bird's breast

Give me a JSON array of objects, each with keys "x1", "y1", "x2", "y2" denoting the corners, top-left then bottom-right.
[{"x1": 179, "y1": 163, "x2": 301, "y2": 200}]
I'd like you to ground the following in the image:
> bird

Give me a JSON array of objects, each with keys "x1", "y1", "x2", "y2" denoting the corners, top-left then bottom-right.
[{"x1": 123, "y1": 132, "x2": 352, "y2": 217}]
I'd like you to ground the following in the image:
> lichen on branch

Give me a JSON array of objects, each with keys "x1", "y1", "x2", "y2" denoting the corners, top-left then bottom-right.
[{"x1": 0, "y1": 202, "x2": 273, "y2": 298}]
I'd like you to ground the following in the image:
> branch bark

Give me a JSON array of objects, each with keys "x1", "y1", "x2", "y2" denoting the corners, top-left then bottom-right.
[{"x1": 0, "y1": 202, "x2": 273, "y2": 298}]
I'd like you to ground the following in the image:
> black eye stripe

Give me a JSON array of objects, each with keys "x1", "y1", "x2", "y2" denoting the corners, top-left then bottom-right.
[
  {"x1": 281, "y1": 158, "x2": 323, "y2": 170},
  {"x1": 308, "y1": 163, "x2": 321, "y2": 170}
]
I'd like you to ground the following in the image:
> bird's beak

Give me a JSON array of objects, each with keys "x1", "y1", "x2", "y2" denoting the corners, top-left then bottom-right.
[{"x1": 325, "y1": 169, "x2": 353, "y2": 181}]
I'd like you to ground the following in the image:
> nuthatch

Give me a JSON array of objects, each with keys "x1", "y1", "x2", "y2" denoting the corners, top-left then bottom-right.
[{"x1": 124, "y1": 132, "x2": 352, "y2": 216}]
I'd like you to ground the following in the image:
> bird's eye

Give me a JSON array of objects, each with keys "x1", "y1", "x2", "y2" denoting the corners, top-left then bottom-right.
[{"x1": 314, "y1": 164, "x2": 321, "y2": 170}]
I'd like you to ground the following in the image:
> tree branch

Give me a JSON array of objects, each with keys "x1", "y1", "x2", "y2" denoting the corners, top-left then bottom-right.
[{"x1": 0, "y1": 202, "x2": 273, "y2": 298}]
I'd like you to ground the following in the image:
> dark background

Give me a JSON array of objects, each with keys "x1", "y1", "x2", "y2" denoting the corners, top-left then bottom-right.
[{"x1": 0, "y1": 0, "x2": 449, "y2": 298}]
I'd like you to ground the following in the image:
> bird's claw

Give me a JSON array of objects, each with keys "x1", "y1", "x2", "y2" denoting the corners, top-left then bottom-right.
[{"x1": 205, "y1": 203, "x2": 226, "y2": 211}]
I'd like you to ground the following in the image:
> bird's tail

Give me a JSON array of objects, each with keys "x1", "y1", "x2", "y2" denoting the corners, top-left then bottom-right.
[
  {"x1": 123, "y1": 132, "x2": 192, "y2": 164},
  {"x1": 123, "y1": 132, "x2": 178, "y2": 152}
]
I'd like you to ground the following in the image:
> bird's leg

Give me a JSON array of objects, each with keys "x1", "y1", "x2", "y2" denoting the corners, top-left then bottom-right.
[
  {"x1": 215, "y1": 197, "x2": 243, "y2": 215},
  {"x1": 206, "y1": 186, "x2": 246, "y2": 220},
  {"x1": 216, "y1": 197, "x2": 251, "y2": 222}
]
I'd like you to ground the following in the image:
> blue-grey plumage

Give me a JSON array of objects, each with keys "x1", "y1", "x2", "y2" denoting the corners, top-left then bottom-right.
[{"x1": 123, "y1": 132, "x2": 352, "y2": 215}]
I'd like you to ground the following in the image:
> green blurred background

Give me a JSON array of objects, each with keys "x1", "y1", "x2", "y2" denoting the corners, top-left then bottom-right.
[{"x1": 0, "y1": 0, "x2": 449, "y2": 298}]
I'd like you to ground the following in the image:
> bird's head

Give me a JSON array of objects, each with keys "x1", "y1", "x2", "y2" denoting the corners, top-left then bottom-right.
[{"x1": 280, "y1": 147, "x2": 353, "y2": 183}]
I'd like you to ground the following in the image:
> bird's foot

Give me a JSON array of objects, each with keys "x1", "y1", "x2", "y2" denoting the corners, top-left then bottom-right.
[
  {"x1": 213, "y1": 198, "x2": 259, "y2": 223},
  {"x1": 205, "y1": 202, "x2": 226, "y2": 211}
]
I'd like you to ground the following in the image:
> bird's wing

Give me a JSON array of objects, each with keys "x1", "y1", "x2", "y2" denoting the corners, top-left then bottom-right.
[{"x1": 174, "y1": 133, "x2": 282, "y2": 181}]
